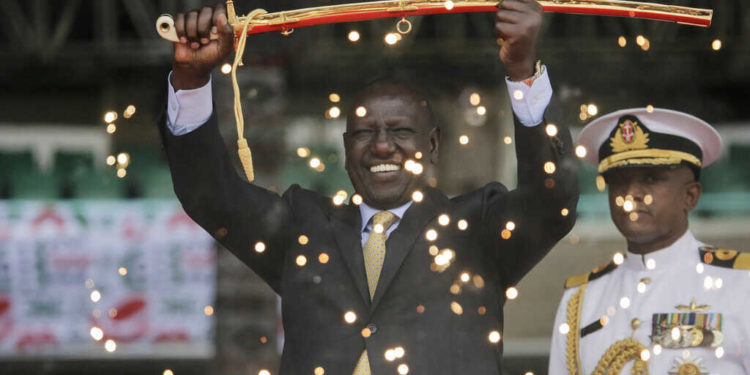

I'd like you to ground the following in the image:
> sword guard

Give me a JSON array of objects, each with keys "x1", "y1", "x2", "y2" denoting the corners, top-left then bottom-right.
[{"x1": 155, "y1": 14, "x2": 221, "y2": 42}]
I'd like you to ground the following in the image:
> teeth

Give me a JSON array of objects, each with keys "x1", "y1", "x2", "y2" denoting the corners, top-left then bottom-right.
[{"x1": 370, "y1": 164, "x2": 401, "y2": 173}]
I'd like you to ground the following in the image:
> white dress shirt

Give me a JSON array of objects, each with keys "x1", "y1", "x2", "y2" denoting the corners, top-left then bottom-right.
[
  {"x1": 165, "y1": 68, "x2": 553, "y2": 134},
  {"x1": 549, "y1": 230, "x2": 750, "y2": 374},
  {"x1": 358, "y1": 201, "x2": 412, "y2": 247}
]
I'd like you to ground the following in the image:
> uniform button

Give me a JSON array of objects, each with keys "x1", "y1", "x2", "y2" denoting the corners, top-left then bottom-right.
[
  {"x1": 631, "y1": 318, "x2": 641, "y2": 330},
  {"x1": 361, "y1": 324, "x2": 377, "y2": 338},
  {"x1": 171, "y1": 104, "x2": 177, "y2": 111}
]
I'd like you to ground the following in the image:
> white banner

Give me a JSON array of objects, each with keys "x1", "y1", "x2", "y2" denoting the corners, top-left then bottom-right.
[{"x1": 0, "y1": 200, "x2": 215, "y2": 358}]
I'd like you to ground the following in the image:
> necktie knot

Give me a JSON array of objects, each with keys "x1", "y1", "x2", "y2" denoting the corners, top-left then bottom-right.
[{"x1": 372, "y1": 211, "x2": 397, "y2": 233}]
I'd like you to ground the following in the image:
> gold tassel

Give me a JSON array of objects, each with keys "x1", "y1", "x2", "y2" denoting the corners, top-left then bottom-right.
[
  {"x1": 229, "y1": 6, "x2": 267, "y2": 182},
  {"x1": 237, "y1": 138, "x2": 254, "y2": 181}
]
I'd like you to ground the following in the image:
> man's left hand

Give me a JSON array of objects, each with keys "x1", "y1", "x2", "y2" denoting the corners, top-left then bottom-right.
[{"x1": 494, "y1": 0, "x2": 542, "y2": 81}]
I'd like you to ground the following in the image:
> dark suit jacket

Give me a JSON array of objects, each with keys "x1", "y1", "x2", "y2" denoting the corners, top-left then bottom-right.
[{"x1": 160, "y1": 108, "x2": 578, "y2": 374}]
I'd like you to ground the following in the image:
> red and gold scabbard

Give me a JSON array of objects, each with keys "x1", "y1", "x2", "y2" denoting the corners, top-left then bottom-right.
[{"x1": 156, "y1": 0, "x2": 712, "y2": 43}]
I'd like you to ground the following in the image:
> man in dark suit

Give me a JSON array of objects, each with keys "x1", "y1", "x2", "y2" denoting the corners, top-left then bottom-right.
[{"x1": 161, "y1": 1, "x2": 578, "y2": 373}]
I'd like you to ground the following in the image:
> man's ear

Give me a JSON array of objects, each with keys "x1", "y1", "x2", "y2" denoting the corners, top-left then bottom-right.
[
  {"x1": 684, "y1": 180, "x2": 702, "y2": 212},
  {"x1": 429, "y1": 127, "x2": 440, "y2": 164}
]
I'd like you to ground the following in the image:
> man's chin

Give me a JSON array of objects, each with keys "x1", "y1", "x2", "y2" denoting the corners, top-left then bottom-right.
[
  {"x1": 364, "y1": 194, "x2": 408, "y2": 209},
  {"x1": 616, "y1": 222, "x2": 659, "y2": 245},
  {"x1": 361, "y1": 186, "x2": 412, "y2": 209},
  {"x1": 353, "y1": 174, "x2": 424, "y2": 209}
]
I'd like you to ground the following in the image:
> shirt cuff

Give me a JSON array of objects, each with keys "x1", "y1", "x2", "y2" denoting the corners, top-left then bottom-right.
[
  {"x1": 166, "y1": 71, "x2": 214, "y2": 136},
  {"x1": 505, "y1": 66, "x2": 552, "y2": 127}
]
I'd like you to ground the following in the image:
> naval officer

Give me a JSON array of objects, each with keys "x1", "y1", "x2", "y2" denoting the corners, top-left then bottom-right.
[{"x1": 548, "y1": 108, "x2": 750, "y2": 374}]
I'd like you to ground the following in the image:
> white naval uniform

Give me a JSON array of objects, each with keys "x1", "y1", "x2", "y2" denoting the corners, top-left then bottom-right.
[{"x1": 549, "y1": 230, "x2": 750, "y2": 374}]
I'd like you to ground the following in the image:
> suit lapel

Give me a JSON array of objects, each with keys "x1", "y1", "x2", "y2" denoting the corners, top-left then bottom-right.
[
  {"x1": 330, "y1": 203, "x2": 370, "y2": 306},
  {"x1": 370, "y1": 188, "x2": 448, "y2": 311}
]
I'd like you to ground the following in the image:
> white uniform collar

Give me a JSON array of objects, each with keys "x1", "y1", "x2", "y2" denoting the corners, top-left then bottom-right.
[
  {"x1": 359, "y1": 201, "x2": 412, "y2": 233},
  {"x1": 623, "y1": 229, "x2": 699, "y2": 271}
]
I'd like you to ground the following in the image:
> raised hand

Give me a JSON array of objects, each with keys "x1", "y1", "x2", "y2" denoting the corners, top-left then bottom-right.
[
  {"x1": 494, "y1": 0, "x2": 542, "y2": 81},
  {"x1": 171, "y1": 3, "x2": 235, "y2": 90}
]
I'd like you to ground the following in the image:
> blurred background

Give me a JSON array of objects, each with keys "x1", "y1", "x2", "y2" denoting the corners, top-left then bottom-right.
[{"x1": 0, "y1": 0, "x2": 748, "y2": 374}]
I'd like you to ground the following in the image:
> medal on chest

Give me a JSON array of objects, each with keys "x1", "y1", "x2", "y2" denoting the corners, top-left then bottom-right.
[{"x1": 651, "y1": 299, "x2": 723, "y2": 349}]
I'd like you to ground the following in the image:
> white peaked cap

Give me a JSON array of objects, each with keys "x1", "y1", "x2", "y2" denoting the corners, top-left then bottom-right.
[{"x1": 577, "y1": 107, "x2": 722, "y2": 172}]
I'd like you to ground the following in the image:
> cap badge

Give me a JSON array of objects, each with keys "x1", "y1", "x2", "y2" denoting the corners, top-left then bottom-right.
[{"x1": 610, "y1": 118, "x2": 650, "y2": 153}]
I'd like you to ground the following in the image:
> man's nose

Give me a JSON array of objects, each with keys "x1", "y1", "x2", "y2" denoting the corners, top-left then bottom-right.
[
  {"x1": 623, "y1": 180, "x2": 646, "y2": 200},
  {"x1": 371, "y1": 128, "x2": 395, "y2": 155}
]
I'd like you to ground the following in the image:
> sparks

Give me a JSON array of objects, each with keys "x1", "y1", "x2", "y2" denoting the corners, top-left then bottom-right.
[
  {"x1": 344, "y1": 311, "x2": 357, "y2": 323},
  {"x1": 505, "y1": 287, "x2": 518, "y2": 300},
  {"x1": 104, "y1": 339, "x2": 117, "y2": 352},
  {"x1": 254, "y1": 241, "x2": 266, "y2": 253},
  {"x1": 348, "y1": 30, "x2": 360, "y2": 42},
  {"x1": 545, "y1": 124, "x2": 558, "y2": 137},
  {"x1": 90, "y1": 326, "x2": 104, "y2": 341},
  {"x1": 296, "y1": 255, "x2": 307, "y2": 266},
  {"x1": 488, "y1": 330, "x2": 501, "y2": 343},
  {"x1": 384, "y1": 32, "x2": 399, "y2": 45}
]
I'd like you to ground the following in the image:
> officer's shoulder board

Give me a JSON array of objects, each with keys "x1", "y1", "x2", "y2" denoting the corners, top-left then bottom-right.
[
  {"x1": 564, "y1": 259, "x2": 619, "y2": 289},
  {"x1": 699, "y1": 245, "x2": 750, "y2": 270}
]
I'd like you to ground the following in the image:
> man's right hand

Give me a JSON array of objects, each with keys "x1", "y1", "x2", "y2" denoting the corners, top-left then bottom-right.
[{"x1": 171, "y1": 3, "x2": 234, "y2": 90}]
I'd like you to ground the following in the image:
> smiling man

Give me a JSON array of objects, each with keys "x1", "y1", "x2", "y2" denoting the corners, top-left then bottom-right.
[
  {"x1": 344, "y1": 82, "x2": 440, "y2": 210},
  {"x1": 549, "y1": 108, "x2": 750, "y2": 373},
  {"x1": 161, "y1": 1, "x2": 577, "y2": 374}
]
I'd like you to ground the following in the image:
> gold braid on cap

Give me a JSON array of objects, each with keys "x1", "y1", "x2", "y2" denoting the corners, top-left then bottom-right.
[
  {"x1": 598, "y1": 149, "x2": 702, "y2": 174},
  {"x1": 565, "y1": 284, "x2": 650, "y2": 375}
]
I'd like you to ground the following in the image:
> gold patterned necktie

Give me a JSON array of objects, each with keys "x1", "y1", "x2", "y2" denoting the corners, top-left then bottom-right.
[{"x1": 353, "y1": 210, "x2": 398, "y2": 375}]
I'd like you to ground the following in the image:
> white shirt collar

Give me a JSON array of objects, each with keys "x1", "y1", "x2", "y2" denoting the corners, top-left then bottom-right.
[
  {"x1": 623, "y1": 229, "x2": 699, "y2": 271},
  {"x1": 359, "y1": 201, "x2": 413, "y2": 233}
]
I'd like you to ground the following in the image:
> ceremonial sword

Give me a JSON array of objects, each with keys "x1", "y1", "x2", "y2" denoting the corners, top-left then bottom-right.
[{"x1": 155, "y1": 0, "x2": 712, "y2": 43}]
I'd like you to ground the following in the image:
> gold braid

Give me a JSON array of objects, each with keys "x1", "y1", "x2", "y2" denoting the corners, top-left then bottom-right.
[
  {"x1": 565, "y1": 284, "x2": 586, "y2": 374},
  {"x1": 591, "y1": 338, "x2": 649, "y2": 375},
  {"x1": 231, "y1": 8, "x2": 268, "y2": 182},
  {"x1": 564, "y1": 284, "x2": 649, "y2": 375}
]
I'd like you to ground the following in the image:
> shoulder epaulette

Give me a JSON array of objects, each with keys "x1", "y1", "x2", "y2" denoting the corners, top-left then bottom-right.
[
  {"x1": 564, "y1": 259, "x2": 619, "y2": 289},
  {"x1": 699, "y1": 245, "x2": 750, "y2": 270}
]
